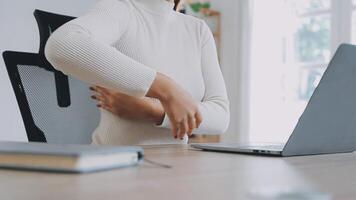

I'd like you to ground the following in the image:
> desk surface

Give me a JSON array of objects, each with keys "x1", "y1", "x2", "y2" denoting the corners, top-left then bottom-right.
[{"x1": 0, "y1": 144, "x2": 355, "y2": 200}]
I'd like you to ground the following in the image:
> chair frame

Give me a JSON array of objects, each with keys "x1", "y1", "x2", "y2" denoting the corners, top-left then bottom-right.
[
  {"x1": 2, "y1": 51, "x2": 46, "y2": 142},
  {"x1": 2, "y1": 10, "x2": 76, "y2": 142},
  {"x1": 34, "y1": 9, "x2": 76, "y2": 108}
]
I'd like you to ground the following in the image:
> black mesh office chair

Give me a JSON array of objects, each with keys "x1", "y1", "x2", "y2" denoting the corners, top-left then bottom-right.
[{"x1": 2, "y1": 10, "x2": 100, "y2": 144}]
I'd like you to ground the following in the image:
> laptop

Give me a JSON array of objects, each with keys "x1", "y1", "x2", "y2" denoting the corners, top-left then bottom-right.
[{"x1": 192, "y1": 44, "x2": 356, "y2": 157}]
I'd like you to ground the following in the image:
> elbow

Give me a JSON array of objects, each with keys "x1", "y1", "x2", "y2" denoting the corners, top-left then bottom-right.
[
  {"x1": 44, "y1": 24, "x2": 87, "y2": 73},
  {"x1": 202, "y1": 114, "x2": 229, "y2": 135},
  {"x1": 215, "y1": 109, "x2": 230, "y2": 135},
  {"x1": 214, "y1": 98, "x2": 230, "y2": 135},
  {"x1": 198, "y1": 99, "x2": 230, "y2": 135},
  {"x1": 221, "y1": 113, "x2": 230, "y2": 134},
  {"x1": 45, "y1": 33, "x2": 71, "y2": 73},
  {"x1": 44, "y1": 34, "x2": 62, "y2": 71}
]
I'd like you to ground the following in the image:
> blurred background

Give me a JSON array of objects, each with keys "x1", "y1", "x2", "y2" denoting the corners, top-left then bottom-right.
[{"x1": 0, "y1": 0, "x2": 355, "y2": 144}]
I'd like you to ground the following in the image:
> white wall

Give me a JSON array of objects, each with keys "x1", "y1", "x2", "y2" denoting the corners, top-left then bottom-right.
[
  {"x1": 0, "y1": 0, "x2": 97, "y2": 141},
  {"x1": 209, "y1": 0, "x2": 248, "y2": 142}
]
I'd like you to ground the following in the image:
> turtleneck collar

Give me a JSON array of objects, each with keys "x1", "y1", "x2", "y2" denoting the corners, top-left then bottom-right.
[{"x1": 133, "y1": 0, "x2": 175, "y2": 14}]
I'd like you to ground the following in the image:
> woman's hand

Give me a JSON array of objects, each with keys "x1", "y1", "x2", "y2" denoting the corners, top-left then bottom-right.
[
  {"x1": 90, "y1": 86, "x2": 165, "y2": 125},
  {"x1": 146, "y1": 73, "x2": 203, "y2": 139}
]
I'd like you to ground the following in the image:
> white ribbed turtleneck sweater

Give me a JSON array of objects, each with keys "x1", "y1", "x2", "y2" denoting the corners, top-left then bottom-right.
[{"x1": 45, "y1": 0, "x2": 230, "y2": 145}]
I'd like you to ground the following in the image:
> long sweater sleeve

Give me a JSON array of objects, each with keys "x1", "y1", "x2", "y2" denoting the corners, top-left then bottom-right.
[
  {"x1": 44, "y1": 0, "x2": 157, "y2": 97},
  {"x1": 158, "y1": 21, "x2": 230, "y2": 135}
]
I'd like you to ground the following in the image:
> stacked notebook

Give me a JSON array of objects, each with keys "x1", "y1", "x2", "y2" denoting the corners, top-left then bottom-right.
[{"x1": 0, "y1": 142, "x2": 143, "y2": 173}]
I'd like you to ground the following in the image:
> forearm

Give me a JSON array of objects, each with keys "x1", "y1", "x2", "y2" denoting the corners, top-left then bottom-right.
[
  {"x1": 195, "y1": 100, "x2": 230, "y2": 134},
  {"x1": 146, "y1": 72, "x2": 176, "y2": 101},
  {"x1": 45, "y1": 24, "x2": 156, "y2": 98},
  {"x1": 158, "y1": 99, "x2": 230, "y2": 134}
]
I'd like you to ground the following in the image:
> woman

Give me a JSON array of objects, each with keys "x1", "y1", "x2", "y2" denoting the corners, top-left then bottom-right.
[{"x1": 45, "y1": 0, "x2": 230, "y2": 145}]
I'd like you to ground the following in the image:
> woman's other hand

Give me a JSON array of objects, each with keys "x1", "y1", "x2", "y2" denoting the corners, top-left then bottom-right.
[
  {"x1": 90, "y1": 86, "x2": 165, "y2": 125},
  {"x1": 146, "y1": 72, "x2": 203, "y2": 139}
]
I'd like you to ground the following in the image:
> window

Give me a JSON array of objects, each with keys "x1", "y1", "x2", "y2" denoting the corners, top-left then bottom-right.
[
  {"x1": 249, "y1": 0, "x2": 354, "y2": 143},
  {"x1": 353, "y1": 1, "x2": 356, "y2": 43},
  {"x1": 289, "y1": 0, "x2": 332, "y2": 101}
]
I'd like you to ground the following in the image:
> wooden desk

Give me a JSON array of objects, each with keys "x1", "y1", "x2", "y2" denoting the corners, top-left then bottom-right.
[{"x1": 0, "y1": 145, "x2": 355, "y2": 199}]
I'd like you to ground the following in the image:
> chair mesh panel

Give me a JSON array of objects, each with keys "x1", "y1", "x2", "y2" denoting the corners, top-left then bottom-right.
[{"x1": 17, "y1": 64, "x2": 100, "y2": 144}]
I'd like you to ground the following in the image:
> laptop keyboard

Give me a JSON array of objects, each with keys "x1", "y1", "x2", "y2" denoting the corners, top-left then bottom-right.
[
  {"x1": 242, "y1": 145, "x2": 284, "y2": 151},
  {"x1": 204, "y1": 143, "x2": 285, "y2": 151}
]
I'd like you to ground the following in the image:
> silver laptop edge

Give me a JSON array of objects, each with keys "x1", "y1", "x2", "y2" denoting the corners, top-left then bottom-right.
[{"x1": 192, "y1": 44, "x2": 356, "y2": 157}]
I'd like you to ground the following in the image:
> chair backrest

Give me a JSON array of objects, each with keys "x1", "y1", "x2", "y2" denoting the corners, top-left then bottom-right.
[{"x1": 1, "y1": 10, "x2": 100, "y2": 144}]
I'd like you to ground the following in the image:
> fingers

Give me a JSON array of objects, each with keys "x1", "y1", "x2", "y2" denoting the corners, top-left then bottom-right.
[
  {"x1": 170, "y1": 111, "x2": 202, "y2": 140},
  {"x1": 195, "y1": 110, "x2": 203, "y2": 128},
  {"x1": 178, "y1": 118, "x2": 188, "y2": 140},
  {"x1": 91, "y1": 93, "x2": 112, "y2": 112},
  {"x1": 171, "y1": 118, "x2": 187, "y2": 140},
  {"x1": 183, "y1": 111, "x2": 201, "y2": 138},
  {"x1": 187, "y1": 114, "x2": 196, "y2": 136},
  {"x1": 90, "y1": 86, "x2": 109, "y2": 108},
  {"x1": 90, "y1": 86, "x2": 111, "y2": 95},
  {"x1": 171, "y1": 122, "x2": 179, "y2": 139},
  {"x1": 89, "y1": 86, "x2": 96, "y2": 91},
  {"x1": 91, "y1": 93, "x2": 102, "y2": 103}
]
